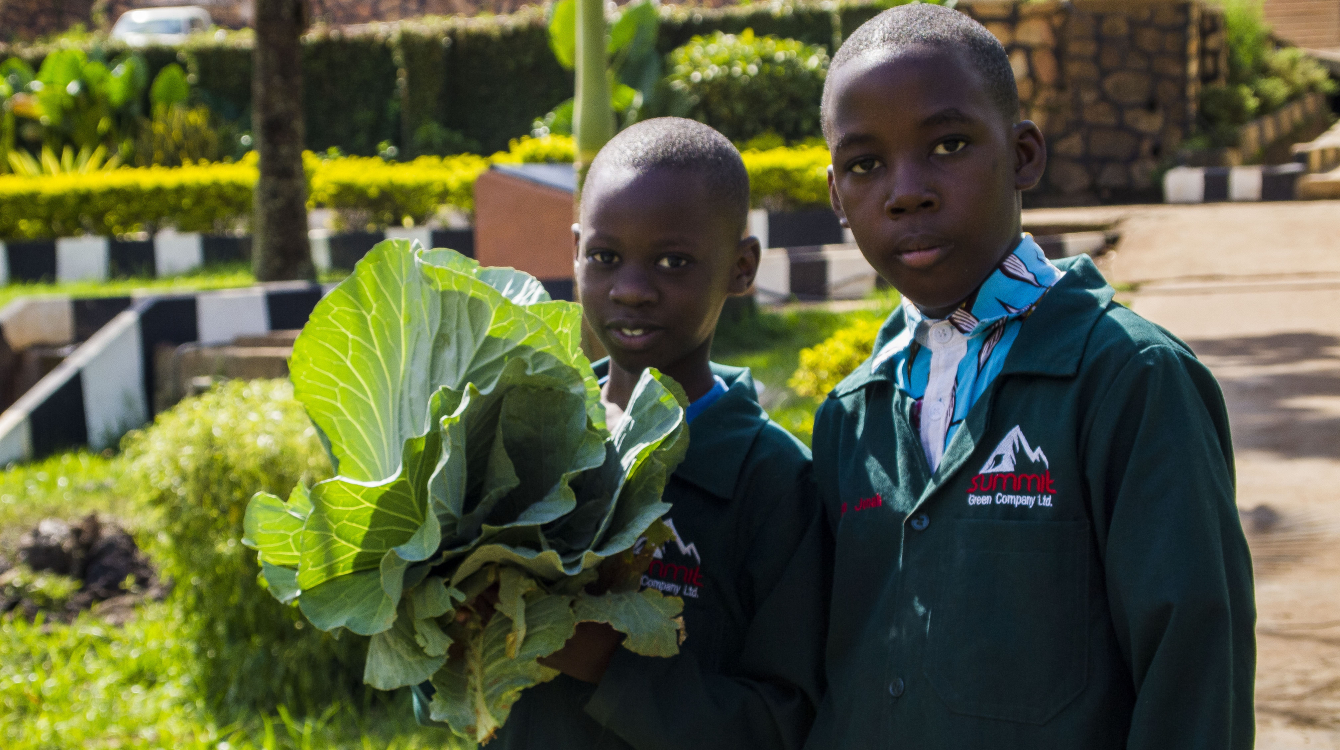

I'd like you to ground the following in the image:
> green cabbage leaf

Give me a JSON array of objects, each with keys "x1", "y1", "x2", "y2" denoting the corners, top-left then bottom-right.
[{"x1": 243, "y1": 239, "x2": 689, "y2": 744}]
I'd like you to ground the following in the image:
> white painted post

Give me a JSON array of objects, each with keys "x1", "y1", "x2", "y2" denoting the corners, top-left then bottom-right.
[
  {"x1": 153, "y1": 230, "x2": 205, "y2": 276},
  {"x1": 195, "y1": 287, "x2": 270, "y2": 344},
  {"x1": 1229, "y1": 166, "x2": 1263, "y2": 202},
  {"x1": 55, "y1": 236, "x2": 110, "y2": 282},
  {"x1": 308, "y1": 228, "x2": 331, "y2": 274},
  {"x1": 1164, "y1": 167, "x2": 1206, "y2": 204},
  {"x1": 753, "y1": 248, "x2": 791, "y2": 304},
  {"x1": 747, "y1": 209, "x2": 769, "y2": 249},
  {"x1": 385, "y1": 226, "x2": 434, "y2": 251},
  {"x1": 76, "y1": 312, "x2": 148, "y2": 450}
]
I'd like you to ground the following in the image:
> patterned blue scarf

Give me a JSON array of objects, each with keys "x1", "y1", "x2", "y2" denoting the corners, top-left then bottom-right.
[{"x1": 870, "y1": 235, "x2": 1064, "y2": 464}]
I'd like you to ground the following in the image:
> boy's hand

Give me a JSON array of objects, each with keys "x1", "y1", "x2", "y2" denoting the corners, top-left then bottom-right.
[{"x1": 539, "y1": 622, "x2": 624, "y2": 683}]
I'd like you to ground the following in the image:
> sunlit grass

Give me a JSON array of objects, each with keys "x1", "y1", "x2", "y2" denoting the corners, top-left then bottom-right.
[
  {"x1": 0, "y1": 604, "x2": 446, "y2": 750},
  {"x1": 713, "y1": 289, "x2": 898, "y2": 446}
]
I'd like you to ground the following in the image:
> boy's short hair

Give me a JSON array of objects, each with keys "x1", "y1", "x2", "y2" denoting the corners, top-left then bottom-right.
[
  {"x1": 586, "y1": 117, "x2": 751, "y2": 237},
  {"x1": 822, "y1": 4, "x2": 1020, "y2": 137}
]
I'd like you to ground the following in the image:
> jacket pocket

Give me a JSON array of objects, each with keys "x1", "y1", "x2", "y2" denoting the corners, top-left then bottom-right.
[{"x1": 923, "y1": 518, "x2": 1089, "y2": 725}]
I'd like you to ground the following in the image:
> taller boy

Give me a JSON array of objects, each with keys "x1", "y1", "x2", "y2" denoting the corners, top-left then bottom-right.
[{"x1": 809, "y1": 5, "x2": 1255, "y2": 748}]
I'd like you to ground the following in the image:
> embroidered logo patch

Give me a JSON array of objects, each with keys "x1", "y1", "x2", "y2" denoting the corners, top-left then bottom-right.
[
  {"x1": 640, "y1": 518, "x2": 704, "y2": 598},
  {"x1": 966, "y1": 426, "x2": 1055, "y2": 509}
]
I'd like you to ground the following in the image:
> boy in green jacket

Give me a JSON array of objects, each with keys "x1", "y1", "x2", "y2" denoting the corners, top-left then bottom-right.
[
  {"x1": 807, "y1": 5, "x2": 1255, "y2": 748},
  {"x1": 416, "y1": 118, "x2": 828, "y2": 749}
]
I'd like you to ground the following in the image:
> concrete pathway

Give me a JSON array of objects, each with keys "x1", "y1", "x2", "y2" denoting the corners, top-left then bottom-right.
[{"x1": 1023, "y1": 200, "x2": 1340, "y2": 748}]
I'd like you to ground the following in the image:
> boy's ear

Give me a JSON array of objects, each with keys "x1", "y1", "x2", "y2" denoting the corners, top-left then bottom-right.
[
  {"x1": 571, "y1": 223, "x2": 582, "y2": 265},
  {"x1": 827, "y1": 165, "x2": 850, "y2": 228},
  {"x1": 1013, "y1": 121, "x2": 1047, "y2": 192},
  {"x1": 728, "y1": 235, "x2": 762, "y2": 296}
]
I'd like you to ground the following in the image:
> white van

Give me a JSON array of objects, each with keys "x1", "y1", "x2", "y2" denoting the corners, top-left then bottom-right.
[{"x1": 111, "y1": 6, "x2": 212, "y2": 47}]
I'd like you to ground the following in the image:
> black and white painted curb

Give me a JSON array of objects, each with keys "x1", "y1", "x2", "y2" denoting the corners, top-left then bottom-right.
[
  {"x1": 751, "y1": 232, "x2": 1111, "y2": 304},
  {"x1": 1163, "y1": 163, "x2": 1308, "y2": 203},
  {"x1": 0, "y1": 282, "x2": 326, "y2": 465},
  {"x1": 0, "y1": 226, "x2": 477, "y2": 284}
]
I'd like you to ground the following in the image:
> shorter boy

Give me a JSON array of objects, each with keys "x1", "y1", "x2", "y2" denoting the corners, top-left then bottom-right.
[
  {"x1": 807, "y1": 6, "x2": 1254, "y2": 749},
  {"x1": 421, "y1": 118, "x2": 829, "y2": 750}
]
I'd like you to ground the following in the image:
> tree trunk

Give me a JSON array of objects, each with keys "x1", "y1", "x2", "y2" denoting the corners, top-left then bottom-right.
[
  {"x1": 252, "y1": 0, "x2": 314, "y2": 282},
  {"x1": 573, "y1": 0, "x2": 612, "y2": 192}
]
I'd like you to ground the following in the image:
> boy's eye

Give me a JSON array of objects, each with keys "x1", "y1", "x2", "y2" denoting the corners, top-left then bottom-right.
[
  {"x1": 587, "y1": 250, "x2": 618, "y2": 265},
  {"x1": 656, "y1": 255, "x2": 689, "y2": 269},
  {"x1": 933, "y1": 138, "x2": 968, "y2": 155},
  {"x1": 848, "y1": 157, "x2": 881, "y2": 175}
]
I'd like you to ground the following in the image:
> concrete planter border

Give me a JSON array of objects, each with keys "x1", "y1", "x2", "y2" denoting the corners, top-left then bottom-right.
[{"x1": 0, "y1": 282, "x2": 326, "y2": 465}]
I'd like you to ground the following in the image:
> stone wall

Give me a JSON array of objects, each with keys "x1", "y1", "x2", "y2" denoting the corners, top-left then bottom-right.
[{"x1": 962, "y1": 0, "x2": 1228, "y2": 204}]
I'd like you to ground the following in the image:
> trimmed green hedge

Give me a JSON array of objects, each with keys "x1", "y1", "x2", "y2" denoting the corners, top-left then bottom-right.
[
  {"x1": 0, "y1": 135, "x2": 835, "y2": 239},
  {"x1": 0, "y1": 2, "x2": 891, "y2": 157},
  {"x1": 0, "y1": 134, "x2": 576, "y2": 239}
]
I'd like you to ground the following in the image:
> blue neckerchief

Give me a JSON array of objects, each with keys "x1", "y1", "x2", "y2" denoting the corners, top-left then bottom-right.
[
  {"x1": 870, "y1": 234, "x2": 1064, "y2": 449},
  {"x1": 596, "y1": 374, "x2": 727, "y2": 424},
  {"x1": 684, "y1": 376, "x2": 728, "y2": 424}
]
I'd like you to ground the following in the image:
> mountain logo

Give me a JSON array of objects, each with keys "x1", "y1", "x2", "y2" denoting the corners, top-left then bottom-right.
[
  {"x1": 652, "y1": 518, "x2": 701, "y2": 564},
  {"x1": 645, "y1": 517, "x2": 703, "y2": 598},
  {"x1": 979, "y1": 426, "x2": 1049, "y2": 474}
]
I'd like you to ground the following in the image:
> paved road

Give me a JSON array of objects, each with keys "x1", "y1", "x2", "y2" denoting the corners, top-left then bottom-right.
[{"x1": 1024, "y1": 200, "x2": 1340, "y2": 748}]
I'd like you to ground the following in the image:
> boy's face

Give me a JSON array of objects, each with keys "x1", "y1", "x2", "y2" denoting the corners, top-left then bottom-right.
[
  {"x1": 575, "y1": 167, "x2": 758, "y2": 389},
  {"x1": 825, "y1": 46, "x2": 1045, "y2": 317}
]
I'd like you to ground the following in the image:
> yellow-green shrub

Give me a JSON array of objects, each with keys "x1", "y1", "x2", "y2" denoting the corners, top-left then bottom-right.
[
  {"x1": 0, "y1": 134, "x2": 839, "y2": 238},
  {"x1": 307, "y1": 134, "x2": 574, "y2": 226},
  {"x1": 308, "y1": 153, "x2": 490, "y2": 227},
  {"x1": 120, "y1": 379, "x2": 352, "y2": 715},
  {"x1": 0, "y1": 157, "x2": 256, "y2": 239},
  {"x1": 742, "y1": 143, "x2": 831, "y2": 210},
  {"x1": 788, "y1": 316, "x2": 883, "y2": 398}
]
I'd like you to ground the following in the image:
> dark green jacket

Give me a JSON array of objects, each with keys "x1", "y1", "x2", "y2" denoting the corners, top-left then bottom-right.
[
  {"x1": 805, "y1": 256, "x2": 1255, "y2": 749},
  {"x1": 425, "y1": 363, "x2": 828, "y2": 750}
]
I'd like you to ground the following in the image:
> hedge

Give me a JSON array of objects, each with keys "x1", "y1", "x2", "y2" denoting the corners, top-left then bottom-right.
[
  {"x1": 0, "y1": 1, "x2": 893, "y2": 157},
  {"x1": 741, "y1": 143, "x2": 831, "y2": 210},
  {"x1": 0, "y1": 135, "x2": 835, "y2": 239}
]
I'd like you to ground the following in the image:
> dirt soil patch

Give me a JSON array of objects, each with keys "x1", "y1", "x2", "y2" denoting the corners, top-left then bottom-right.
[{"x1": 0, "y1": 513, "x2": 167, "y2": 624}]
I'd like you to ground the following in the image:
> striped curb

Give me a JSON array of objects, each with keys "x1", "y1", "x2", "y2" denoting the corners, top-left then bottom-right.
[
  {"x1": 0, "y1": 227, "x2": 477, "y2": 285},
  {"x1": 1163, "y1": 163, "x2": 1308, "y2": 203},
  {"x1": 751, "y1": 232, "x2": 1113, "y2": 304},
  {"x1": 754, "y1": 244, "x2": 881, "y2": 303},
  {"x1": 0, "y1": 282, "x2": 325, "y2": 465}
]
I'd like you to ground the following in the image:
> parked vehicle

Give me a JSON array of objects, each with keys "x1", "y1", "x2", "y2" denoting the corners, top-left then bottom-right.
[{"x1": 110, "y1": 6, "x2": 212, "y2": 47}]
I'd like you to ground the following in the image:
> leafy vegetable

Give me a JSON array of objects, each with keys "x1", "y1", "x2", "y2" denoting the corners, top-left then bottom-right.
[{"x1": 244, "y1": 239, "x2": 689, "y2": 744}]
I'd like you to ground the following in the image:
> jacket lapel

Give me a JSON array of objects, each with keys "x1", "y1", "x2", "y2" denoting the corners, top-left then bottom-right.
[{"x1": 910, "y1": 255, "x2": 1114, "y2": 508}]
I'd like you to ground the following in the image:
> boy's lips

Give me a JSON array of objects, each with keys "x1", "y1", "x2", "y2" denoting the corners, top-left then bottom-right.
[
  {"x1": 606, "y1": 322, "x2": 663, "y2": 350},
  {"x1": 892, "y1": 237, "x2": 951, "y2": 270}
]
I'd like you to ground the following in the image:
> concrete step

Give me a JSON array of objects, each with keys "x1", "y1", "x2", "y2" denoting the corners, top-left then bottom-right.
[{"x1": 153, "y1": 332, "x2": 298, "y2": 412}]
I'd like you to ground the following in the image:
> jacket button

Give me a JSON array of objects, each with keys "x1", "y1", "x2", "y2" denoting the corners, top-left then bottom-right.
[
  {"x1": 888, "y1": 677, "x2": 905, "y2": 698},
  {"x1": 910, "y1": 513, "x2": 930, "y2": 531}
]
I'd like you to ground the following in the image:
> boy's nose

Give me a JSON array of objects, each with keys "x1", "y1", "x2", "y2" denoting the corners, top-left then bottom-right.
[
  {"x1": 884, "y1": 167, "x2": 940, "y2": 217},
  {"x1": 609, "y1": 268, "x2": 657, "y2": 307}
]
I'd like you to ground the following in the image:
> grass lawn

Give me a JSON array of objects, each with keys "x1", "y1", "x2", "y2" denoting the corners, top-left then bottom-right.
[
  {"x1": 0, "y1": 450, "x2": 446, "y2": 750},
  {"x1": 0, "y1": 263, "x2": 350, "y2": 310}
]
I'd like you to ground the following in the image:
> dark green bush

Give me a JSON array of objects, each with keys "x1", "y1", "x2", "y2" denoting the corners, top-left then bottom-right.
[
  {"x1": 657, "y1": 2, "x2": 838, "y2": 56},
  {"x1": 0, "y1": 2, "x2": 891, "y2": 159},
  {"x1": 663, "y1": 29, "x2": 829, "y2": 143},
  {"x1": 120, "y1": 379, "x2": 357, "y2": 717}
]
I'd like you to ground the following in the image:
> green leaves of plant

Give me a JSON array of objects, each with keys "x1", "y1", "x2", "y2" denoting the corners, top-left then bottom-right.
[
  {"x1": 149, "y1": 63, "x2": 189, "y2": 109},
  {"x1": 243, "y1": 240, "x2": 689, "y2": 744}
]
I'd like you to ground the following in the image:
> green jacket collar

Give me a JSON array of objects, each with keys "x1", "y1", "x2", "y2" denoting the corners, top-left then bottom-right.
[
  {"x1": 832, "y1": 254, "x2": 1115, "y2": 398},
  {"x1": 590, "y1": 360, "x2": 766, "y2": 501}
]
